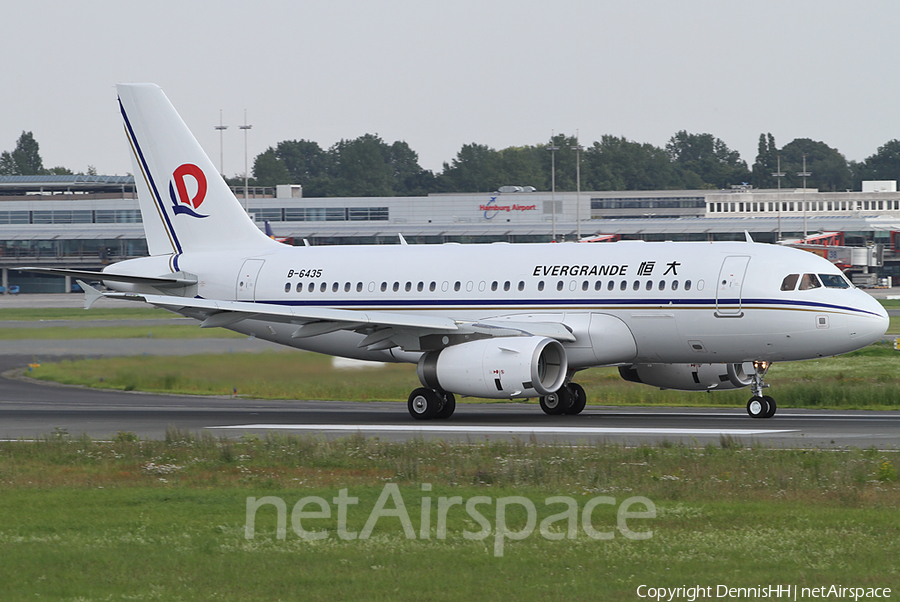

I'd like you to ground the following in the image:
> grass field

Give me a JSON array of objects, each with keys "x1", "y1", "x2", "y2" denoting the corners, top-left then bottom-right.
[
  {"x1": 26, "y1": 342, "x2": 900, "y2": 410},
  {"x1": 0, "y1": 433, "x2": 898, "y2": 600}
]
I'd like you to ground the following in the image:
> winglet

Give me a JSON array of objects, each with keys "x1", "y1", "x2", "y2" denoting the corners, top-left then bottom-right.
[
  {"x1": 744, "y1": 230, "x2": 754, "y2": 243},
  {"x1": 399, "y1": 233, "x2": 408, "y2": 246},
  {"x1": 78, "y1": 280, "x2": 104, "y2": 310}
]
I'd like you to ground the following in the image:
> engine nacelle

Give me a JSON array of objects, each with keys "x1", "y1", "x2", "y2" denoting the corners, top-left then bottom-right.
[
  {"x1": 417, "y1": 336, "x2": 567, "y2": 399},
  {"x1": 618, "y1": 362, "x2": 755, "y2": 391}
]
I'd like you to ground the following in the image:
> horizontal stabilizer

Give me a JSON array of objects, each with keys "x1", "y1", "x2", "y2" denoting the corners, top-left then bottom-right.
[{"x1": 19, "y1": 267, "x2": 197, "y2": 288}]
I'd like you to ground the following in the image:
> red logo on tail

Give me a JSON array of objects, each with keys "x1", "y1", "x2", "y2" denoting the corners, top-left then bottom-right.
[{"x1": 169, "y1": 164, "x2": 208, "y2": 218}]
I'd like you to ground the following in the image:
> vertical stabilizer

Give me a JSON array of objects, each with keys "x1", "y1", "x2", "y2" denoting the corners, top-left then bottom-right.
[{"x1": 117, "y1": 84, "x2": 276, "y2": 256}]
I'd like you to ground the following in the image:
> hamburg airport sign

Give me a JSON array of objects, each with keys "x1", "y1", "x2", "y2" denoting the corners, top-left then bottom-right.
[{"x1": 481, "y1": 196, "x2": 537, "y2": 219}]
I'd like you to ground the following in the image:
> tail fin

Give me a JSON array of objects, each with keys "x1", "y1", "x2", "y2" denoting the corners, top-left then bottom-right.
[{"x1": 117, "y1": 84, "x2": 276, "y2": 256}]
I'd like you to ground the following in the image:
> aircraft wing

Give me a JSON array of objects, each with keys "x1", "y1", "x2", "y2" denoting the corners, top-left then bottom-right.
[{"x1": 78, "y1": 281, "x2": 575, "y2": 352}]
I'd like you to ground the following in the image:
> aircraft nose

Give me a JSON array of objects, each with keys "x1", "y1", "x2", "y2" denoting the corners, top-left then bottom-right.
[{"x1": 849, "y1": 293, "x2": 890, "y2": 346}]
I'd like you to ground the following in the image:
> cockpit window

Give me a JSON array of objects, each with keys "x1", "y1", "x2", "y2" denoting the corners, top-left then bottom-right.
[
  {"x1": 798, "y1": 273, "x2": 822, "y2": 290},
  {"x1": 780, "y1": 274, "x2": 799, "y2": 291},
  {"x1": 819, "y1": 274, "x2": 851, "y2": 289}
]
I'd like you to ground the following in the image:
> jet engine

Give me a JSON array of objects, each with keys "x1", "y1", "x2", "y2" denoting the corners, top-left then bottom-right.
[
  {"x1": 417, "y1": 336, "x2": 567, "y2": 399},
  {"x1": 618, "y1": 362, "x2": 755, "y2": 391}
]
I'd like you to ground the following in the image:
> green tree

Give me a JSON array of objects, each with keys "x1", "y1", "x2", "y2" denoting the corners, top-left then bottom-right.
[
  {"x1": 439, "y1": 143, "x2": 502, "y2": 192},
  {"x1": 495, "y1": 146, "x2": 544, "y2": 190},
  {"x1": 388, "y1": 140, "x2": 431, "y2": 195},
  {"x1": 252, "y1": 148, "x2": 291, "y2": 187},
  {"x1": 583, "y1": 135, "x2": 678, "y2": 190},
  {"x1": 0, "y1": 131, "x2": 46, "y2": 175},
  {"x1": 274, "y1": 139, "x2": 333, "y2": 196},
  {"x1": 779, "y1": 138, "x2": 850, "y2": 191},
  {"x1": 854, "y1": 139, "x2": 900, "y2": 188},
  {"x1": 751, "y1": 133, "x2": 779, "y2": 188},
  {"x1": 329, "y1": 134, "x2": 394, "y2": 197},
  {"x1": 665, "y1": 131, "x2": 749, "y2": 189},
  {"x1": 540, "y1": 133, "x2": 580, "y2": 192}
]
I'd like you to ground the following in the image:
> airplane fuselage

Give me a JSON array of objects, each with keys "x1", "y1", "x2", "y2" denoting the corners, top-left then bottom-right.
[{"x1": 107, "y1": 239, "x2": 889, "y2": 369}]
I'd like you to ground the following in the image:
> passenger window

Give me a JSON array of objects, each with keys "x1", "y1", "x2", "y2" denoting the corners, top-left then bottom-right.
[
  {"x1": 429, "y1": 281, "x2": 436, "y2": 292},
  {"x1": 332, "y1": 282, "x2": 339, "y2": 293},
  {"x1": 357, "y1": 282, "x2": 363, "y2": 292},
  {"x1": 344, "y1": 282, "x2": 351, "y2": 292},
  {"x1": 405, "y1": 282, "x2": 412, "y2": 292},
  {"x1": 658, "y1": 281, "x2": 665, "y2": 291},
  {"x1": 296, "y1": 283, "x2": 303, "y2": 293},
  {"x1": 381, "y1": 282, "x2": 387, "y2": 292},
  {"x1": 645, "y1": 281, "x2": 653, "y2": 291},
  {"x1": 491, "y1": 281, "x2": 498, "y2": 292},
  {"x1": 633, "y1": 280, "x2": 640, "y2": 291},
  {"x1": 684, "y1": 280, "x2": 692, "y2": 291},
  {"x1": 608, "y1": 281, "x2": 615, "y2": 291},
  {"x1": 781, "y1": 274, "x2": 799, "y2": 291},
  {"x1": 320, "y1": 282, "x2": 327, "y2": 293},
  {"x1": 284, "y1": 283, "x2": 290, "y2": 293},
  {"x1": 417, "y1": 282, "x2": 424, "y2": 292},
  {"x1": 454, "y1": 281, "x2": 461, "y2": 292},
  {"x1": 557, "y1": 281, "x2": 564, "y2": 291},
  {"x1": 595, "y1": 281, "x2": 602, "y2": 291},
  {"x1": 504, "y1": 281, "x2": 510, "y2": 291},
  {"x1": 799, "y1": 273, "x2": 821, "y2": 290},
  {"x1": 819, "y1": 274, "x2": 850, "y2": 289},
  {"x1": 518, "y1": 281, "x2": 525, "y2": 291},
  {"x1": 672, "y1": 280, "x2": 679, "y2": 291},
  {"x1": 619, "y1": 280, "x2": 627, "y2": 291},
  {"x1": 308, "y1": 282, "x2": 315, "y2": 293},
  {"x1": 538, "y1": 281, "x2": 545, "y2": 291},
  {"x1": 582, "y1": 281, "x2": 589, "y2": 291}
]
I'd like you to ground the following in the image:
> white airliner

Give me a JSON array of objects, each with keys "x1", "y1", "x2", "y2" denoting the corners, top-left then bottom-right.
[{"x1": 27, "y1": 84, "x2": 890, "y2": 420}]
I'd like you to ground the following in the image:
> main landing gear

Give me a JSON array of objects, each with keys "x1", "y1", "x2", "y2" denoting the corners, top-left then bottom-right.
[
  {"x1": 746, "y1": 361, "x2": 776, "y2": 419},
  {"x1": 539, "y1": 382, "x2": 587, "y2": 416},
  {"x1": 408, "y1": 387, "x2": 456, "y2": 420}
]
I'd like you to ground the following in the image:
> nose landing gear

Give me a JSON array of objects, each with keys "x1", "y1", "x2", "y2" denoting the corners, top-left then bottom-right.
[{"x1": 746, "y1": 361, "x2": 776, "y2": 419}]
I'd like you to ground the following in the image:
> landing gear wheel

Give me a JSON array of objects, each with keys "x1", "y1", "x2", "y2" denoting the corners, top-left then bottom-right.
[
  {"x1": 565, "y1": 383, "x2": 587, "y2": 415},
  {"x1": 435, "y1": 390, "x2": 456, "y2": 419},
  {"x1": 540, "y1": 387, "x2": 571, "y2": 416},
  {"x1": 408, "y1": 387, "x2": 441, "y2": 420},
  {"x1": 747, "y1": 396, "x2": 770, "y2": 419},
  {"x1": 762, "y1": 395, "x2": 776, "y2": 418}
]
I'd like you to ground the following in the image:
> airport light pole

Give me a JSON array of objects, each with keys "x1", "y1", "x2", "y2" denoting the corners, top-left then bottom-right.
[
  {"x1": 548, "y1": 136, "x2": 559, "y2": 242},
  {"x1": 573, "y1": 137, "x2": 583, "y2": 240},
  {"x1": 240, "y1": 110, "x2": 252, "y2": 214},
  {"x1": 797, "y1": 154, "x2": 811, "y2": 239},
  {"x1": 772, "y1": 155, "x2": 785, "y2": 241},
  {"x1": 215, "y1": 109, "x2": 228, "y2": 178}
]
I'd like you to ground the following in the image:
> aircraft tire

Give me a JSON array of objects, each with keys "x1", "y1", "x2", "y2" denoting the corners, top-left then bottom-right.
[
  {"x1": 409, "y1": 388, "x2": 441, "y2": 420},
  {"x1": 435, "y1": 390, "x2": 456, "y2": 419},
  {"x1": 746, "y1": 396, "x2": 769, "y2": 419},
  {"x1": 540, "y1": 387, "x2": 570, "y2": 416},
  {"x1": 762, "y1": 395, "x2": 777, "y2": 418},
  {"x1": 565, "y1": 383, "x2": 587, "y2": 415}
]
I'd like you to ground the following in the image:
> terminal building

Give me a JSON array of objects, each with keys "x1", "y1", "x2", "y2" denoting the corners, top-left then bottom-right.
[{"x1": 2, "y1": 175, "x2": 899, "y2": 293}]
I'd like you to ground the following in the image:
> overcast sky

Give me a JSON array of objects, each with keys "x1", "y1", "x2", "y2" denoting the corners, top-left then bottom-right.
[{"x1": 3, "y1": 1, "x2": 899, "y2": 179}]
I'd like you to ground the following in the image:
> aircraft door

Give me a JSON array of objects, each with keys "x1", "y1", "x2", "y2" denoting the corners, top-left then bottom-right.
[
  {"x1": 236, "y1": 259, "x2": 265, "y2": 301},
  {"x1": 716, "y1": 256, "x2": 750, "y2": 316}
]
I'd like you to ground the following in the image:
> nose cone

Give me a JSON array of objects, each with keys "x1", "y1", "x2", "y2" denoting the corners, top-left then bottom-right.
[{"x1": 848, "y1": 292, "x2": 889, "y2": 347}]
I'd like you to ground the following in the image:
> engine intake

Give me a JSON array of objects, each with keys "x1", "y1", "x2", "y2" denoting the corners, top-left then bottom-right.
[{"x1": 417, "y1": 336, "x2": 567, "y2": 399}]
